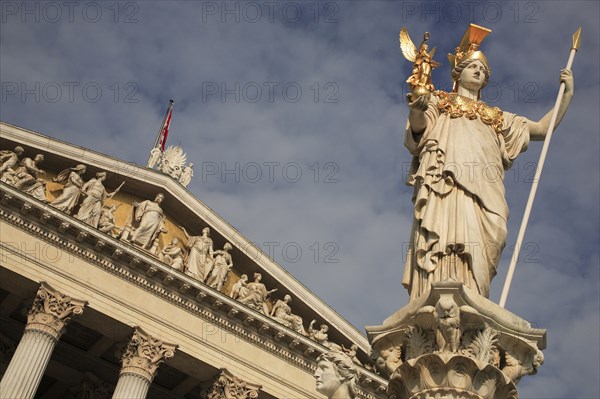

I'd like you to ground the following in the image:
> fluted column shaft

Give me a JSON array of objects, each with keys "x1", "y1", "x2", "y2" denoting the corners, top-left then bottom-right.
[
  {"x1": 111, "y1": 327, "x2": 177, "y2": 399},
  {"x1": 112, "y1": 373, "x2": 150, "y2": 398},
  {"x1": 0, "y1": 329, "x2": 57, "y2": 398},
  {"x1": 0, "y1": 282, "x2": 87, "y2": 399}
]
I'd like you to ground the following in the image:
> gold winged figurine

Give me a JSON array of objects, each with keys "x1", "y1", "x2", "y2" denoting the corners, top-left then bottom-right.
[{"x1": 400, "y1": 27, "x2": 441, "y2": 99}]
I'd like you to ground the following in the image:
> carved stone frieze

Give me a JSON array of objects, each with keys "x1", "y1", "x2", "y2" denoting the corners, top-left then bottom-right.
[
  {"x1": 25, "y1": 282, "x2": 87, "y2": 339},
  {"x1": 118, "y1": 327, "x2": 177, "y2": 382},
  {"x1": 201, "y1": 369, "x2": 261, "y2": 399},
  {"x1": 0, "y1": 182, "x2": 388, "y2": 398},
  {"x1": 367, "y1": 282, "x2": 546, "y2": 397},
  {"x1": 387, "y1": 353, "x2": 518, "y2": 399}
]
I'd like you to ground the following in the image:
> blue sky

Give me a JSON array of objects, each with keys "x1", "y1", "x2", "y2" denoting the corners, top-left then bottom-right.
[{"x1": 1, "y1": 1, "x2": 599, "y2": 397}]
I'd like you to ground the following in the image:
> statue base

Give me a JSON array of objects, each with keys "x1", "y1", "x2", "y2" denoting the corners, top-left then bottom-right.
[{"x1": 365, "y1": 282, "x2": 545, "y2": 399}]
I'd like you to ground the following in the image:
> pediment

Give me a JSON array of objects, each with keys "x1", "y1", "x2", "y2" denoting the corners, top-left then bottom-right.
[{"x1": 1, "y1": 121, "x2": 371, "y2": 365}]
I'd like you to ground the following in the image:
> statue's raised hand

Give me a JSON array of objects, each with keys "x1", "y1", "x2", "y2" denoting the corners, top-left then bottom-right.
[
  {"x1": 407, "y1": 93, "x2": 430, "y2": 112},
  {"x1": 560, "y1": 69, "x2": 574, "y2": 94}
]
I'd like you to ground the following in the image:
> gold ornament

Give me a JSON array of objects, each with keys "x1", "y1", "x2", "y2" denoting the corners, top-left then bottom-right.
[
  {"x1": 434, "y1": 91, "x2": 504, "y2": 134},
  {"x1": 400, "y1": 27, "x2": 441, "y2": 100}
]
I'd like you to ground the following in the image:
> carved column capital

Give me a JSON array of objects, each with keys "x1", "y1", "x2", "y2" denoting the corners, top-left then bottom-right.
[
  {"x1": 118, "y1": 327, "x2": 177, "y2": 382},
  {"x1": 201, "y1": 369, "x2": 261, "y2": 399},
  {"x1": 25, "y1": 282, "x2": 87, "y2": 339}
]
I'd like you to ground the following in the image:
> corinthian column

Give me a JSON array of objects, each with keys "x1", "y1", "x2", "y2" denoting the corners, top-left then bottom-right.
[
  {"x1": 112, "y1": 327, "x2": 177, "y2": 399},
  {"x1": 0, "y1": 282, "x2": 87, "y2": 399}
]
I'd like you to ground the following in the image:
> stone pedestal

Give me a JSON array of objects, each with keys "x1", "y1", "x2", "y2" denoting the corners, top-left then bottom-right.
[
  {"x1": 366, "y1": 282, "x2": 545, "y2": 399},
  {"x1": 112, "y1": 327, "x2": 177, "y2": 399},
  {"x1": 0, "y1": 282, "x2": 87, "y2": 399}
]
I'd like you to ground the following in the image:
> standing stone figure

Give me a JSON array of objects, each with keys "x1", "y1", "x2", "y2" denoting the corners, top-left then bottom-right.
[
  {"x1": 313, "y1": 351, "x2": 358, "y2": 399},
  {"x1": 75, "y1": 172, "x2": 120, "y2": 228},
  {"x1": 130, "y1": 193, "x2": 167, "y2": 249},
  {"x1": 205, "y1": 242, "x2": 233, "y2": 291},
  {"x1": 147, "y1": 147, "x2": 162, "y2": 168},
  {"x1": 238, "y1": 272, "x2": 277, "y2": 315},
  {"x1": 182, "y1": 226, "x2": 214, "y2": 282},
  {"x1": 13, "y1": 154, "x2": 47, "y2": 202},
  {"x1": 179, "y1": 163, "x2": 194, "y2": 187},
  {"x1": 402, "y1": 25, "x2": 574, "y2": 300},
  {"x1": 51, "y1": 164, "x2": 87, "y2": 214}
]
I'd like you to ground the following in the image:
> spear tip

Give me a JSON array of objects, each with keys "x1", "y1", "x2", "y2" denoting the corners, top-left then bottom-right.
[{"x1": 572, "y1": 27, "x2": 582, "y2": 50}]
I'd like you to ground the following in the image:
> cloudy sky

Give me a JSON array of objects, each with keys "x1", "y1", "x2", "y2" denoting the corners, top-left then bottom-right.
[{"x1": 1, "y1": 1, "x2": 598, "y2": 397}]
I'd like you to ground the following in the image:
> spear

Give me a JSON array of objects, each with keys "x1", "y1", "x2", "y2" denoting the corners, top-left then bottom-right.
[{"x1": 499, "y1": 28, "x2": 581, "y2": 308}]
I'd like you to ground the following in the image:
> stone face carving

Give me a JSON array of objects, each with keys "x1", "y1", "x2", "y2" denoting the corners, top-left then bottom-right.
[
  {"x1": 237, "y1": 273, "x2": 277, "y2": 315},
  {"x1": 75, "y1": 172, "x2": 122, "y2": 228},
  {"x1": 371, "y1": 345, "x2": 403, "y2": 378},
  {"x1": 159, "y1": 238, "x2": 185, "y2": 272},
  {"x1": 182, "y1": 226, "x2": 214, "y2": 281},
  {"x1": 270, "y1": 294, "x2": 306, "y2": 335},
  {"x1": 12, "y1": 154, "x2": 48, "y2": 202},
  {"x1": 51, "y1": 164, "x2": 87, "y2": 214},
  {"x1": 158, "y1": 145, "x2": 187, "y2": 180},
  {"x1": 129, "y1": 193, "x2": 167, "y2": 249},
  {"x1": 118, "y1": 327, "x2": 177, "y2": 382},
  {"x1": 434, "y1": 296, "x2": 461, "y2": 353},
  {"x1": 147, "y1": 145, "x2": 194, "y2": 187},
  {"x1": 314, "y1": 350, "x2": 359, "y2": 399},
  {"x1": 201, "y1": 369, "x2": 261, "y2": 399},
  {"x1": 27, "y1": 281, "x2": 87, "y2": 339},
  {"x1": 205, "y1": 242, "x2": 233, "y2": 291}
]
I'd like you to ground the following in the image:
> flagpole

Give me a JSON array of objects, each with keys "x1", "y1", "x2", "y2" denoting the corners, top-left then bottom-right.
[
  {"x1": 147, "y1": 100, "x2": 174, "y2": 167},
  {"x1": 152, "y1": 99, "x2": 174, "y2": 150},
  {"x1": 499, "y1": 28, "x2": 581, "y2": 308}
]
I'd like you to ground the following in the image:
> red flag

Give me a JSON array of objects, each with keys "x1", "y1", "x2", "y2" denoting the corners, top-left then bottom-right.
[{"x1": 158, "y1": 104, "x2": 173, "y2": 151}]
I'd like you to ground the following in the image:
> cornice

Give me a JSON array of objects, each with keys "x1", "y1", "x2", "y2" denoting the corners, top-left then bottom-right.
[{"x1": 0, "y1": 182, "x2": 388, "y2": 398}]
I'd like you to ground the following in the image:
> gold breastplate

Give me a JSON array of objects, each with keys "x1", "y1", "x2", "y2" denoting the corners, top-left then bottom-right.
[{"x1": 434, "y1": 91, "x2": 504, "y2": 133}]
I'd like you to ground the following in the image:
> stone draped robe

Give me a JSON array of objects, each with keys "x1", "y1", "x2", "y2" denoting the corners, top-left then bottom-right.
[
  {"x1": 402, "y1": 92, "x2": 530, "y2": 300},
  {"x1": 131, "y1": 200, "x2": 164, "y2": 248}
]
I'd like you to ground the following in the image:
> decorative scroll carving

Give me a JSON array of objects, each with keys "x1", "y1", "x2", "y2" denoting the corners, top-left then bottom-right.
[
  {"x1": 201, "y1": 369, "x2": 261, "y2": 399},
  {"x1": 118, "y1": 327, "x2": 177, "y2": 382},
  {"x1": 26, "y1": 282, "x2": 87, "y2": 339}
]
